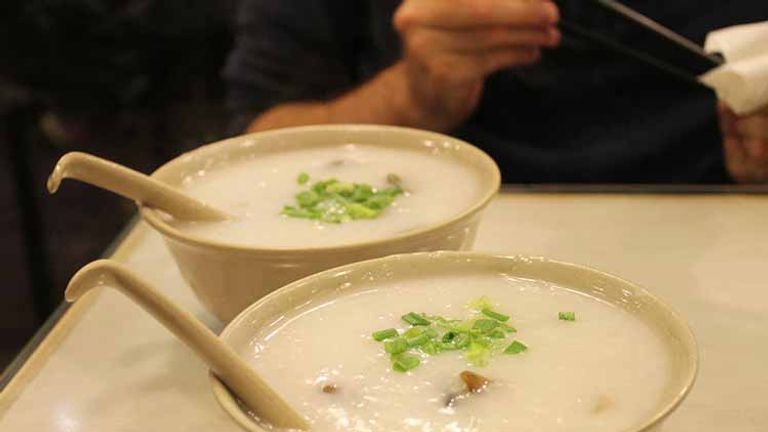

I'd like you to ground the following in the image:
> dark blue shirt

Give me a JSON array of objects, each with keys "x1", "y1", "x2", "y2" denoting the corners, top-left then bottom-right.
[{"x1": 223, "y1": 0, "x2": 768, "y2": 183}]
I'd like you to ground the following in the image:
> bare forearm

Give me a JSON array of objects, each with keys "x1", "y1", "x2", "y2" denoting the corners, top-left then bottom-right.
[
  {"x1": 246, "y1": 0, "x2": 557, "y2": 134},
  {"x1": 246, "y1": 62, "x2": 423, "y2": 133}
]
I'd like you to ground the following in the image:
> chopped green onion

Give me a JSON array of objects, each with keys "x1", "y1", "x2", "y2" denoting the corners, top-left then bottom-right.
[
  {"x1": 311, "y1": 179, "x2": 335, "y2": 193},
  {"x1": 346, "y1": 203, "x2": 378, "y2": 219},
  {"x1": 384, "y1": 338, "x2": 408, "y2": 355},
  {"x1": 453, "y1": 333, "x2": 471, "y2": 349},
  {"x1": 296, "y1": 190, "x2": 321, "y2": 207},
  {"x1": 365, "y1": 193, "x2": 395, "y2": 210},
  {"x1": 281, "y1": 206, "x2": 310, "y2": 218},
  {"x1": 392, "y1": 353, "x2": 421, "y2": 372},
  {"x1": 504, "y1": 340, "x2": 528, "y2": 355},
  {"x1": 326, "y1": 182, "x2": 355, "y2": 194},
  {"x1": 472, "y1": 319, "x2": 499, "y2": 332},
  {"x1": 453, "y1": 319, "x2": 474, "y2": 333},
  {"x1": 468, "y1": 296, "x2": 493, "y2": 311},
  {"x1": 488, "y1": 329, "x2": 506, "y2": 339},
  {"x1": 283, "y1": 176, "x2": 404, "y2": 224},
  {"x1": 402, "y1": 312, "x2": 431, "y2": 326},
  {"x1": 466, "y1": 341, "x2": 491, "y2": 366},
  {"x1": 403, "y1": 327, "x2": 423, "y2": 338},
  {"x1": 481, "y1": 308, "x2": 510, "y2": 322},
  {"x1": 559, "y1": 311, "x2": 576, "y2": 321},
  {"x1": 441, "y1": 331, "x2": 458, "y2": 343},
  {"x1": 351, "y1": 184, "x2": 372, "y2": 201},
  {"x1": 472, "y1": 335, "x2": 493, "y2": 348},
  {"x1": 502, "y1": 324, "x2": 518, "y2": 333},
  {"x1": 372, "y1": 298, "x2": 523, "y2": 372},
  {"x1": 419, "y1": 340, "x2": 442, "y2": 356},
  {"x1": 372, "y1": 328, "x2": 398, "y2": 342},
  {"x1": 406, "y1": 332, "x2": 432, "y2": 347}
]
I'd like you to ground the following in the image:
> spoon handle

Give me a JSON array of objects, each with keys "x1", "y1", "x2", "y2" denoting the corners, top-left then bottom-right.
[
  {"x1": 66, "y1": 260, "x2": 309, "y2": 430},
  {"x1": 48, "y1": 152, "x2": 230, "y2": 221}
]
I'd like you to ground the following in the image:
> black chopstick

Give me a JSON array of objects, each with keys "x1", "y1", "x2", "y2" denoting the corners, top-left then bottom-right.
[
  {"x1": 559, "y1": 19, "x2": 708, "y2": 88},
  {"x1": 589, "y1": 0, "x2": 724, "y2": 67}
]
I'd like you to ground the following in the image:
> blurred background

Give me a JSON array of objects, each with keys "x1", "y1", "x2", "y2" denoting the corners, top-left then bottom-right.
[{"x1": 1, "y1": 0, "x2": 238, "y2": 368}]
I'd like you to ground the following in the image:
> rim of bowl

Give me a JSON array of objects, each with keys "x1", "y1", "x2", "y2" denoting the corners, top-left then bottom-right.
[
  {"x1": 139, "y1": 124, "x2": 501, "y2": 256},
  {"x1": 210, "y1": 251, "x2": 699, "y2": 432}
]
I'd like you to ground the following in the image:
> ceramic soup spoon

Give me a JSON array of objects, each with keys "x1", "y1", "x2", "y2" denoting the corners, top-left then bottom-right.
[
  {"x1": 48, "y1": 151, "x2": 231, "y2": 221},
  {"x1": 65, "y1": 259, "x2": 309, "y2": 430}
]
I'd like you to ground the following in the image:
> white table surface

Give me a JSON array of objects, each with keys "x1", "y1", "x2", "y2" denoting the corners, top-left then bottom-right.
[{"x1": 1, "y1": 193, "x2": 767, "y2": 431}]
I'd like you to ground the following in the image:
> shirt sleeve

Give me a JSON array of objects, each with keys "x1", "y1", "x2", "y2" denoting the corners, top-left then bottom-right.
[{"x1": 222, "y1": 0, "x2": 358, "y2": 131}]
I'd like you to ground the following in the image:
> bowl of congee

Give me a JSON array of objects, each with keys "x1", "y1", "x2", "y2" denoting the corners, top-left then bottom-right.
[
  {"x1": 140, "y1": 125, "x2": 501, "y2": 321},
  {"x1": 211, "y1": 252, "x2": 698, "y2": 432}
]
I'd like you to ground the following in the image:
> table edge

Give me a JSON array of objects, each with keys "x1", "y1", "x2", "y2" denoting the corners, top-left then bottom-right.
[
  {"x1": 500, "y1": 184, "x2": 768, "y2": 194},
  {"x1": 0, "y1": 217, "x2": 144, "y2": 415}
]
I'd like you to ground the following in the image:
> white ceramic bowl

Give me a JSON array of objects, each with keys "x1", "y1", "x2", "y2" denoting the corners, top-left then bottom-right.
[
  {"x1": 140, "y1": 125, "x2": 500, "y2": 321},
  {"x1": 211, "y1": 252, "x2": 698, "y2": 432}
]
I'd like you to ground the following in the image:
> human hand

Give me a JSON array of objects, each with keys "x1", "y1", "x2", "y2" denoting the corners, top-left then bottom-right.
[
  {"x1": 718, "y1": 103, "x2": 768, "y2": 183},
  {"x1": 393, "y1": 0, "x2": 560, "y2": 131}
]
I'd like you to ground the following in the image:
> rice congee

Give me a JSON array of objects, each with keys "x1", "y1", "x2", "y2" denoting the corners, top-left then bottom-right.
[
  {"x1": 172, "y1": 143, "x2": 485, "y2": 248},
  {"x1": 238, "y1": 269, "x2": 674, "y2": 431}
]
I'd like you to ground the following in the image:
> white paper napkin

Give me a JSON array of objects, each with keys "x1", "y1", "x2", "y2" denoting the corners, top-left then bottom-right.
[{"x1": 700, "y1": 22, "x2": 768, "y2": 115}]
